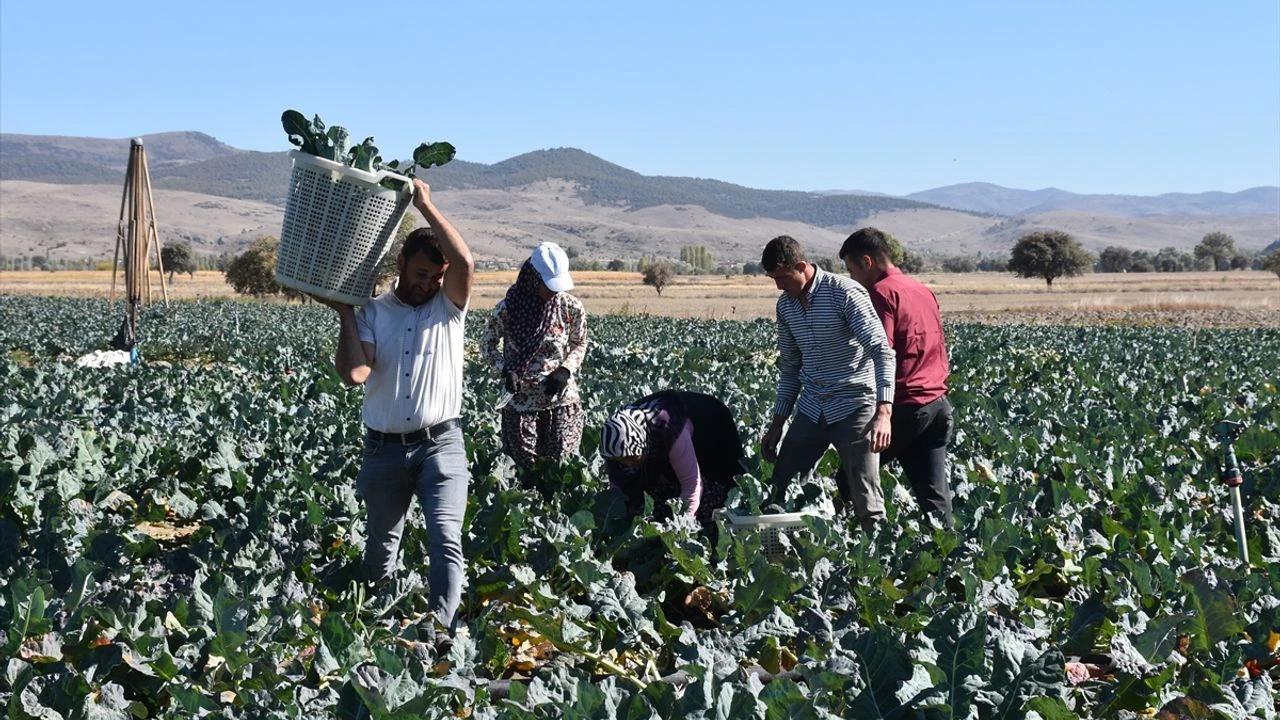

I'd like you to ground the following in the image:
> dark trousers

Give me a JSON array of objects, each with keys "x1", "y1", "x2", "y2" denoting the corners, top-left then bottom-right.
[{"x1": 882, "y1": 396, "x2": 955, "y2": 527}]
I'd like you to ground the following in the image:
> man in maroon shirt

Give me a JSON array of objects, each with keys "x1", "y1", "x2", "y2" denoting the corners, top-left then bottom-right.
[{"x1": 839, "y1": 227, "x2": 955, "y2": 528}]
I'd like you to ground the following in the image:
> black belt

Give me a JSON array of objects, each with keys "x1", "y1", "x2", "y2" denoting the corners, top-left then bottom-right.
[{"x1": 367, "y1": 418, "x2": 461, "y2": 444}]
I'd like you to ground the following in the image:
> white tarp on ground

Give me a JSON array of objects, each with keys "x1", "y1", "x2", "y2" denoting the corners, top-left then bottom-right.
[{"x1": 74, "y1": 350, "x2": 133, "y2": 367}]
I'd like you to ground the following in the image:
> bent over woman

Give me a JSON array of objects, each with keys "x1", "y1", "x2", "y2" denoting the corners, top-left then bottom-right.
[{"x1": 600, "y1": 390, "x2": 744, "y2": 528}]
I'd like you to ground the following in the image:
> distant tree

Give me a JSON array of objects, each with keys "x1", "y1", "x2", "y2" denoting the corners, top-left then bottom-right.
[
  {"x1": 1153, "y1": 247, "x2": 1195, "y2": 272},
  {"x1": 1097, "y1": 246, "x2": 1133, "y2": 273},
  {"x1": 1129, "y1": 250, "x2": 1156, "y2": 273},
  {"x1": 698, "y1": 246, "x2": 714, "y2": 271},
  {"x1": 1195, "y1": 232, "x2": 1236, "y2": 271},
  {"x1": 1008, "y1": 231, "x2": 1093, "y2": 287},
  {"x1": 607, "y1": 259, "x2": 626, "y2": 272},
  {"x1": 160, "y1": 241, "x2": 198, "y2": 283},
  {"x1": 1262, "y1": 249, "x2": 1280, "y2": 279},
  {"x1": 1229, "y1": 253, "x2": 1252, "y2": 270},
  {"x1": 741, "y1": 261, "x2": 763, "y2": 275},
  {"x1": 642, "y1": 260, "x2": 674, "y2": 296},
  {"x1": 940, "y1": 255, "x2": 977, "y2": 273},
  {"x1": 815, "y1": 257, "x2": 836, "y2": 272},
  {"x1": 225, "y1": 236, "x2": 286, "y2": 297},
  {"x1": 976, "y1": 256, "x2": 1008, "y2": 272},
  {"x1": 881, "y1": 232, "x2": 906, "y2": 266},
  {"x1": 897, "y1": 250, "x2": 925, "y2": 274},
  {"x1": 376, "y1": 216, "x2": 419, "y2": 286},
  {"x1": 565, "y1": 245, "x2": 581, "y2": 259},
  {"x1": 679, "y1": 245, "x2": 715, "y2": 272}
]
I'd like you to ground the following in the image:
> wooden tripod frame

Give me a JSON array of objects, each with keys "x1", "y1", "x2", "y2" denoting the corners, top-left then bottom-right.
[{"x1": 109, "y1": 138, "x2": 169, "y2": 333}]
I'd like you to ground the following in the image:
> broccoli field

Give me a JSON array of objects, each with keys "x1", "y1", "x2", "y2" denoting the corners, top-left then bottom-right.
[{"x1": 2, "y1": 296, "x2": 1278, "y2": 719}]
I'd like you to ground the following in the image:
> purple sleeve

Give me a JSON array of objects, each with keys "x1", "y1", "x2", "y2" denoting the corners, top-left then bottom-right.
[{"x1": 667, "y1": 419, "x2": 702, "y2": 516}]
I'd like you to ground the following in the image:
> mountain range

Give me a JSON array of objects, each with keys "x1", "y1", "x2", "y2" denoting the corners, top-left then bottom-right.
[
  {"x1": 904, "y1": 182, "x2": 1279, "y2": 217},
  {"x1": 1, "y1": 131, "x2": 1277, "y2": 264}
]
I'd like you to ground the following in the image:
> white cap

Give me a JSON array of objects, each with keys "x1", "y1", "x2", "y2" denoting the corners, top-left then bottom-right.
[{"x1": 530, "y1": 242, "x2": 574, "y2": 292}]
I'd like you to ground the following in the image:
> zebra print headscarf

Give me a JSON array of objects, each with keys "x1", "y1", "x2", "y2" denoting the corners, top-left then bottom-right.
[{"x1": 600, "y1": 407, "x2": 658, "y2": 458}]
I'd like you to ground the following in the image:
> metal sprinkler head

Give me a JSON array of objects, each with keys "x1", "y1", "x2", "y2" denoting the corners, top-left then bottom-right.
[
  {"x1": 1212, "y1": 419, "x2": 1249, "y2": 565},
  {"x1": 1213, "y1": 420, "x2": 1244, "y2": 443}
]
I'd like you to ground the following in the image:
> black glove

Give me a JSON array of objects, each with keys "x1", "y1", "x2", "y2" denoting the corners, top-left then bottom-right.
[
  {"x1": 543, "y1": 366, "x2": 571, "y2": 395},
  {"x1": 504, "y1": 371, "x2": 520, "y2": 393}
]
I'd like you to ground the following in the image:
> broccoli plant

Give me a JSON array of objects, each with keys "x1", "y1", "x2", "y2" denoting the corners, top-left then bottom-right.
[{"x1": 281, "y1": 110, "x2": 455, "y2": 187}]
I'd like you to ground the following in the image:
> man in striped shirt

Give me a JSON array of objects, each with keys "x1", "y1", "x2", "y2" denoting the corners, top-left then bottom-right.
[{"x1": 760, "y1": 235, "x2": 896, "y2": 532}]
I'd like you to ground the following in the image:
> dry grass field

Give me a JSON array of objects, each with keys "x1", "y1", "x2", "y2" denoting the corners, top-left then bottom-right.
[{"x1": 2, "y1": 269, "x2": 1277, "y2": 326}]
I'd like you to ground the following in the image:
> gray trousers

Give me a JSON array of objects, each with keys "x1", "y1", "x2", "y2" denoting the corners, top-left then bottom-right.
[
  {"x1": 772, "y1": 405, "x2": 885, "y2": 531},
  {"x1": 356, "y1": 425, "x2": 469, "y2": 631}
]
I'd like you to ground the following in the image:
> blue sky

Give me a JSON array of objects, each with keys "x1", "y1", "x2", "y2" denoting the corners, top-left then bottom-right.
[{"x1": 2, "y1": 1, "x2": 1277, "y2": 196}]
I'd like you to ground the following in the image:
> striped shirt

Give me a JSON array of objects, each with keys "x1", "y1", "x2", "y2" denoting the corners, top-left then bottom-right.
[
  {"x1": 772, "y1": 267, "x2": 895, "y2": 423},
  {"x1": 356, "y1": 284, "x2": 467, "y2": 433}
]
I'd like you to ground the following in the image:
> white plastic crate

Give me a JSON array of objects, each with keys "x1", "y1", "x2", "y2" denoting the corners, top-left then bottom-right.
[
  {"x1": 719, "y1": 509, "x2": 828, "y2": 557},
  {"x1": 276, "y1": 150, "x2": 414, "y2": 306}
]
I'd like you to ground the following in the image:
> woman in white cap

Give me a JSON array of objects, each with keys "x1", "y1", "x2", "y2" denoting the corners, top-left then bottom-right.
[
  {"x1": 482, "y1": 242, "x2": 588, "y2": 480},
  {"x1": 601, "y1": 390, "x2": 744, "y2": 531}
]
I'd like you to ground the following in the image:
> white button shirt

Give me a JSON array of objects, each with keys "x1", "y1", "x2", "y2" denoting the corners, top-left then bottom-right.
[{"x1": 356, "y1": 285, "x2": 466, "y2": 433}]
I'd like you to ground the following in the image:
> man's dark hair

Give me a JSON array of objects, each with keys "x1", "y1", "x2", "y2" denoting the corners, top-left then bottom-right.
[
  {"x1": 402, "y1": 227, "x2": 445, "y2": 264},
  {"x1": 840, "y1": 227, "x2": 893, "y2": 263},
  {"x1": 761, "y1": 235, "x2": 807, "y2": 272}
]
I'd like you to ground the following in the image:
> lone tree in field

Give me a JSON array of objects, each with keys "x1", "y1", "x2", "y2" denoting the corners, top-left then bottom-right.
[
  {"x1": 1008, "y1": 230, "x2": 1093, "y2": 287},
  {"x1": 643, "y1": 260, "x2": 674, "y2": 296},
  {"x1": 1263, "y1": 248, "x2": 1280, "y2": 279},
  {"x1": 1195, "y1": 231, "x2": 1237, "y2": 271},
  {"x1": 160, "y1": 241, "x2": 198, "y2": 284},
  {"x1": 225, "y1": 236, "x2": 285, "y2": 297}
]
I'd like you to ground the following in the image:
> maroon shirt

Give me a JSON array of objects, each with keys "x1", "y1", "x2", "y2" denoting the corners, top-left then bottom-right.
[{"x1": 868, "y1": 267, "x2": 949, "y2": 406}]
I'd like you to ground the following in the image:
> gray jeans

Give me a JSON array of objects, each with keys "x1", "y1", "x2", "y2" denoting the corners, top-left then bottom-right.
[
  {"x1": 772, "y1": 405, "x2": 885, "y2": 531},
  {"x1": 356, "y1": 424, "x2": 469, "y2": 630}
]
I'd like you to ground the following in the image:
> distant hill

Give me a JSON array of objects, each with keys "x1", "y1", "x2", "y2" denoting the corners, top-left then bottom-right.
[
  {"x1": 907, "y1": 182, "x2": 1280, "y2": 217},
  {"x1": 6, "y1": 132, "x2": 1275, "y2": 221},
  {"x1": 0, "y1": 134, "x2": 942, "y2": 227},
  {"x1": 0, "y1": 131, "x2": 241, "y2": 174},
  {"x1": 429, "y1": 148, "x2": 941, "y2": 225},
  {"x1": 2, "y1": 131, "x2": 1277, "y2": 264},
  {"x1": 141, "y1": 151, "x2": 294, "y2": 204}
]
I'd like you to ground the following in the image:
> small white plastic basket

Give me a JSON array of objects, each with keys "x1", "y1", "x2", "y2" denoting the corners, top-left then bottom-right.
[
  {"x1": 276, "y1": 150, "x2": 414, "y2": 306},
  {"x1": 719, "y1": 509, "x2": 828, "y2": 557}
]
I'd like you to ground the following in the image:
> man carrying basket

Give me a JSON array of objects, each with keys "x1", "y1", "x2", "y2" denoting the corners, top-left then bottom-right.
[{"x1": 316, "y1": 178, "x2": 474, "y2": 646}]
